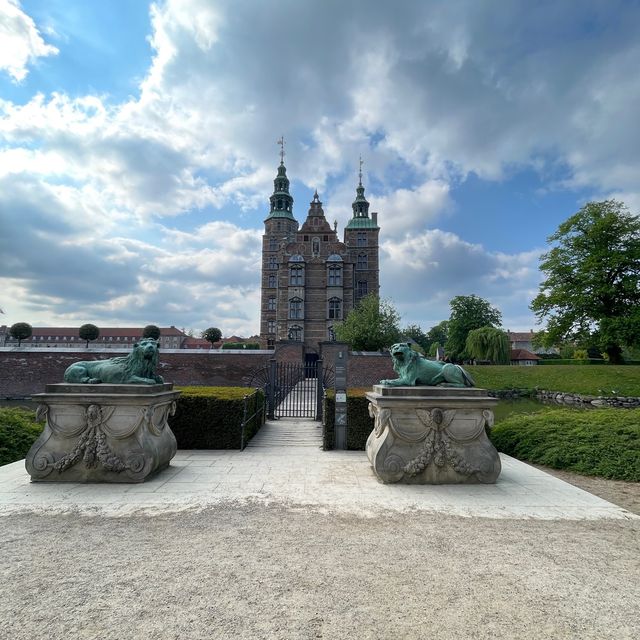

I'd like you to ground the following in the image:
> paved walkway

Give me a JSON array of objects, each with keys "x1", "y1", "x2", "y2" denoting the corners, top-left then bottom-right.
[{"x1": 0, "y1": 418, "x2": 635, "y2": 520}]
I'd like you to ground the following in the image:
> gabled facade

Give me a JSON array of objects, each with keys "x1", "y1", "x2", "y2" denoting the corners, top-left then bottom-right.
[{"x1": 259, "y1": 159, "x2": 380, "y2": 353}]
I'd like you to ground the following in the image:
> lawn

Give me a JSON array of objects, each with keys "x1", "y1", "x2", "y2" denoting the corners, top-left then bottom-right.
[{"x1": 467, "y1": 365, "x2": 640, "y2": 396}]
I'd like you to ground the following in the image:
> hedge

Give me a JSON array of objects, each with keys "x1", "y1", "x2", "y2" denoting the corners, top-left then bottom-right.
[
  {"x1": 170, "y1": 386, "x2": 265, "y2": 449},
  {"x1": 323, "y1": 388, "x2": 373, "y2": 451},
  {"x1": 537, "y1": 359, "x2": 606, "y2": 366},
  {"x1": 0, "y1": 408, "x2": 43, "y2": 466},
  {"x1": 489, "y1": 408, "x2": 640, "y2": 481}
]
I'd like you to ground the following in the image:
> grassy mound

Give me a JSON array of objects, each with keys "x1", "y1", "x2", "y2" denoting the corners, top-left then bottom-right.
[
  {"x1": 490, "y1": 408, "x2": 640, "y2": 481},
  {"x1": 0, "y1": 408, "x2": 43, "y2": 467}
]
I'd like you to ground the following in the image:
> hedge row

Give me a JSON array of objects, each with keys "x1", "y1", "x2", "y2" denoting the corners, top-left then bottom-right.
[
  {"x1": 489, "y1": 408, "x2": 640, "y2": 481},
  {"x1": 538, "y1": 359, "x2": 607, "y2": 366},
  {"x1": 0, "y1": 408, "x2": 43, "y2": 466},
  {"x1": 323, "y1": 389, "x2": 373, "y2": 451},
  {"x1": 170, "y1": 386, "x2": 265, "y2": 449}
]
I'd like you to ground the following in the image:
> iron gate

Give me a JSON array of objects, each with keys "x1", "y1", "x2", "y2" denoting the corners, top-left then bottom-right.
[{"x1": 247, "y1": 360, "x2": 334, "y2": 420}]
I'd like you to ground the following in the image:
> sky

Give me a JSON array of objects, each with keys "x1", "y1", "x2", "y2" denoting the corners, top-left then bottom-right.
[{"x1": 1, "y1": 0, "x2": 639, "y2": 337}]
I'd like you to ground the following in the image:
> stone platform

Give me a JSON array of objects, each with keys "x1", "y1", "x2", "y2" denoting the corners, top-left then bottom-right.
[
  {"x1": 25, "y1": 383, "x2": 180, "y2": 483},
  {"x1": 366, "y1": 385, "x2": 501, "y2": 484}
]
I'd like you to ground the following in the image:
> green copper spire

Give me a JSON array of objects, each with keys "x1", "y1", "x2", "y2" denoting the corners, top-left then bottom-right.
[
  {"x1": 346, "y1": 155, "x2": 378, "y2": 229},
  {"x1": 265, "y1": 136, "x2": 295, "y2": 220}
]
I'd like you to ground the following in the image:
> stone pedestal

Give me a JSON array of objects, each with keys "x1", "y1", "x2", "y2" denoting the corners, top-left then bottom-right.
[
  {"x1": 366, "y1": 385, "x2": 501, "y2": 484},
  {"x1": 26, "y1": 383, "x2": 180, "y2": 483}
]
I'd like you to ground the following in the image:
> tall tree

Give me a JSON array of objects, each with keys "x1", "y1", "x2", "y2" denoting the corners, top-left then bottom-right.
[
  {"x1": 402, "y1": 324, "x2": 430, "y2": 352},
  {"x1": 202, "y1": 327, "x2": 222, "y2": 348},
  {"x1": 334, "y1": 295, "x2": 401, "y2": 351},
  {"x1": 426, "y1": 320, "x2": 449, "y2": 347},
  {"x1": 79, "y1": 323, "x2": 100, "y2": 348},
  {"x1": 9, "y1": 322, "x2": 32, "y2": 347},
  {"x1": 445, "y1": 295, "x2": 502, "y2": 361},
  {"x1": 465, "y1": 326, "x2": 510, "y2": 364},
  {"x1": 530, "y1": 200, "x2": 640, "y2": 364}
]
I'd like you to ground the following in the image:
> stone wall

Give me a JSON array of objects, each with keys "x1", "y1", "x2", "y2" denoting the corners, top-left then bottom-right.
[{"x1": 0, "y1": 349, "x2": 273, "y2": 397}]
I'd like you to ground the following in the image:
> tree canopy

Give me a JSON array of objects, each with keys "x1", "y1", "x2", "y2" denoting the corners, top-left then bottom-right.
[
  {"x1": 334, "y1": 294, "x2": 401, "y2": 351},
  {"x1": 142, "y1": 324, "x2": 161, "y2": 340},
  {"x1": 530, "y1": 200, "x2": 640, "y2": 363},
  {"x1": 445, "y1": 295, "x2": 502, "y2": 361},
  {"x1": 465, "y1": 326, "x2": 510, "y2": 364},
  {"x1": 402, "y1": 324, "x2": 429, "y2": 352},
  {"x1": 9, "y1": 322, "x2": 32, "y2": 346},
  {"x1": 78, "y1": 323, "x2": 100, "y2": 347},
  {"x1": 202, "y1": 327, "x2": 222, "y2": 347}
]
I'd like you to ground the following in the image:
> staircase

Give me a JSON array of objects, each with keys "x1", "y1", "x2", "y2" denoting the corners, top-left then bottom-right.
[{"x1": 247, "y1": 417, "x2": 323, "y2": 449}]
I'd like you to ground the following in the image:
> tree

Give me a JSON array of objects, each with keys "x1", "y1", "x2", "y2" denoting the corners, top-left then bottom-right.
[
  {"x1": 445, "y1": 295, "x2": 502, "y2": 361},
  {"x1": 427, "y1": 320, "x2": 449, "y2": 347},
  {"x1": 334, "y1": 295, "x2": 401, "y2": 351},
  {"x1": 202, "y1": 327, "x2": 222, "y2": 348},
  {"x1": 402, "y1": 324, "x2": 429, "y2": 352},
  {"x1": 79, "y1": 323, "x2": 100, "y2": 348},
  {"x1": 9, "y1": 322, "x2": 32, "y2": 347},
  {"x1": 142, "y1": 324, "x2": 161, "y2": 340},
  {"x1": 530, "y1": 200, "x2": 640, "y2": 364},
  {"x1": 465, "y1": 326, "x2": 510, "y2": 364}
]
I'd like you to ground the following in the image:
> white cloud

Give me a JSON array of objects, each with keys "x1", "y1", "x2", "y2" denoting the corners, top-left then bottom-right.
[{"x1": 0, "y1": 0, "x2": 58, "y2": 82}]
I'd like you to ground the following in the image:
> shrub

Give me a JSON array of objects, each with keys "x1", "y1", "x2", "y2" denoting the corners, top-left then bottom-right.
[
  {"x1": 221, "y1": 342, "x2": 260, "y2": 350},
  {"x1": 0, "y1": 408, "x2": 43, "y2": 466},
  {"x1": 490, "y1": 408, "x2": 640, "y2": 481},
  {"x1": 170, "y1": 387, "x2": 265, "y2": 449}
]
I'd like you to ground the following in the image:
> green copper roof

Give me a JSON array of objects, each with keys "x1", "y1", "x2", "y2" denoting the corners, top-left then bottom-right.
[{"x1": 345, "y1": 217, "x2": 379, "y2": 229}]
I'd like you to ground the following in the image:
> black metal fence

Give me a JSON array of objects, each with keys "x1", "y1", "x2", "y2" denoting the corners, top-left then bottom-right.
[{"x1": 239, "y1": 388, "x2": 266, "y2": 450}]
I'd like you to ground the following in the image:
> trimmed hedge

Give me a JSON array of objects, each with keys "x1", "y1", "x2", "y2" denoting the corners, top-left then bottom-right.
[
  {"x1": 0, "y1": 408, "x2": 43, "y2": 466},
  {"x1": 538, "y1": 359, "x2": 606, "y2": 366},
  {"x1": 221, "y1": 342, "x2": 260, "y2": 350},
  {"x1": 490, "y1": 408, "x2": 640, "y2": 481},
  {"x1": 323, "y1": 388, "x2": 373, "y2": 450},
  {"x1": 170, "y1": 387, "x2": 265, "y2": 449}
]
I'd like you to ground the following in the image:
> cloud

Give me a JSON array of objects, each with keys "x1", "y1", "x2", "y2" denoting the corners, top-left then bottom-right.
[{"x1": 0, "y1": 0, "x2": 58, "y2": 82}]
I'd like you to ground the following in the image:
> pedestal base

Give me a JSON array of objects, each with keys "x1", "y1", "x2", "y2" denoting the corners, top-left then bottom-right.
[
  {"x1": 366, "y1": 385, "x2": 501, "y2": 484},
  {"x1": 26, "y1": 383, "x2": 180, "y2": 483}
]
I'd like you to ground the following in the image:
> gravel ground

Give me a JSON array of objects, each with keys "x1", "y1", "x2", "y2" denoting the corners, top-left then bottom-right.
[{"x1": 1, "y1": 502, "x2": 639, "y2": 639}]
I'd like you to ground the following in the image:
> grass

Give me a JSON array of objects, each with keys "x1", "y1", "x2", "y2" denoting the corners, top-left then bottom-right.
[
  {"x1": 467, "y1": 365, "x2": 640, "y2": 396},
  {"x1": 490, "y1": 408, "x2": 640, "y2": 481},
  {"x1": 0, "y1": 408, "x2": 42, "y2": 467}
]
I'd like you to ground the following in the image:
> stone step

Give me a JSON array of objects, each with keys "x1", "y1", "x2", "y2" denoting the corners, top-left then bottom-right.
[{"x1": 247, "y1": 418, "x2": 323, "y2": 449}]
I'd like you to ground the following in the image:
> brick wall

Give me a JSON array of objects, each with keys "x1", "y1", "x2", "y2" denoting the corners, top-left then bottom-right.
[
  {"x1": 346, "y1": 352, "x2": 395, "y2": 388},
  {"x1": 0, "y1": 349, "x2": 273, "y2": 397}
]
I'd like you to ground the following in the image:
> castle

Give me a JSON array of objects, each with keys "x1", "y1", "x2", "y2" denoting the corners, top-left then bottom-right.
[{"x1": 259, "y1": 151, "x2": 380, "y2": 356}]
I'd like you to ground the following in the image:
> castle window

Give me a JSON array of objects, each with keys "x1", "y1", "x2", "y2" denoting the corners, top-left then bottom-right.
[
  {"x1": 357, "y1": 253, "x2": 368, "y2": 270},
  {"x1": 357, "y1": 232, "x2": 367, "y2": 247},
  {"x1": 289, "y1": 297, "x2": 303, "y2": 319},
  {"x1": 268, "y1": 274, "x2": 277, "y2": 287},
  {"x1": 328, "y1": 265, "x2": 342, "y2": 286},
  {"x1": 357, "y1": 280, "x2": 368, "y2": 297},
  {"x1": 269, "y1": 237, "x2": 277, "y2": 251},
  {"x1": 289, "y1": 265, "x2": 304, "y2": 286},
  {"x1": 267, "y1": 339, "x2": 275, "y2": 349},
  {"x1": 328, "y1": 297, "x2": 342, "y2": 320},
  {"x1": 267, "y1": 256, "x2": 277, "y2": 269},
  {"x1": 267, "y1": 296, "x2": 276, "y2": 311},
  {"x1": 288, "y1": 325, "x2": 303, "y2": 342},
  {"x1": 267, "y1": 320, "x2": 276, "y2": 334}
]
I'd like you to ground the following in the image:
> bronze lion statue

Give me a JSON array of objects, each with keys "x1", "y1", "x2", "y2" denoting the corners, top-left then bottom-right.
[
  {"x1": 380, "y1": 343, "x2": 475, "y2": 388},
  {"x1": 63, "y1": 338, "x2": 164, "y2": 385}
]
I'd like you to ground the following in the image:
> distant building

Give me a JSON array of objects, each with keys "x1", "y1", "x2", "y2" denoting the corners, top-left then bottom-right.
[
  {"x1": 259, "y1": 154, "x2": 380, "y2": 355},
  {"x1": 507, "y1": 330, "x2": 557, "y2": 355},
  {"x1": 510, "y1": 348, "x2": 541, "y2": 366},
  {"x1": 0, "y1": 325, "x2": 189, "y2": 349}
]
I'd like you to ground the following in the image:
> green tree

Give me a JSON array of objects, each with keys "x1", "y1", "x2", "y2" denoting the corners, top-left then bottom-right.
[
  {"x1": 9, "y1": 322, "x2": 32, "y2": 347},
  {"x1": 202, "y1": 327, "x2": 222, "y2": 348},
  {"x1": 142, "y1": 324, "x2": 161, "y2": 340},
  {"x1": 445, "y1": 295, "x2": 502, "y2": 361},
  {"x1": 427, "y1": 320, "x2": 449, "y2": 347},
  {"x1": 465, "y1": 326, "x2": 510, "y2": 364},
  {"x1": 334, "y1": 295, "x2": 401, "y2": 351},
  {"x1": 530, "y1": 200, "x2": 640, "y2": 364},
  {"x1": 79, "y1": 323, "x2": 100, "y2": 348},
  {"x1": 402, "y1": 324, "x2": 429, "y2": 352}
]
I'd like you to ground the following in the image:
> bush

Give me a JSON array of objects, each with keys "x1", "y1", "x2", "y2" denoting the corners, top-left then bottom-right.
[
  {"x1": 323, "y1": 388, "x2": 373, "y2": 450},
  {"x1": 0, "y1": 408, "x2": 43, "y2": 466},
  {"x1": 537, "y1": 359, "x2": 607, "y2": 366},
  {"x1": 490, "y1": 408, "x2": 640, "y2": 481},
  {"x1": 221, "y1": 342, "x2": 260, "y2": 350},
  {"x1": 170, "y1": 387, "x2": 265, "y2": 449}
]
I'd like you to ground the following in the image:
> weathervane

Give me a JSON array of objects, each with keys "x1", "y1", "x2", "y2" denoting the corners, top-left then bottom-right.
[
  {"x1": 359, "y1": 154, "x2": 364, "y2": 185},
  {"x1": 277, "y1": 136, "x2": 286, "y2": 164}
]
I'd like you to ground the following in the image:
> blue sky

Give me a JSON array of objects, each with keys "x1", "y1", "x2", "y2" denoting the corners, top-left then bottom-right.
[{"x1": 1, "y1": 0, "x2": 639, "y2": 336}]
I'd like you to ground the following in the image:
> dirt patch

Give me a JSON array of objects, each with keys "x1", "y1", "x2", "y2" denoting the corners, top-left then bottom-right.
[{"x1": 529, "y1": 463, "x2": 640, "y2": 515}]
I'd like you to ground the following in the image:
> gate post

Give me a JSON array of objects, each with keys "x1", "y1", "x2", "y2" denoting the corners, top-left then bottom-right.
[
  {"x1": 267, "y1": 358, "x2": 277, "y2": 420},
  {"x1": 334, "y1": 350, "x2": 348, "y2": 449},
  {"x1": 315, "y1": 358, "x2": 323, "y2": 421}
]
